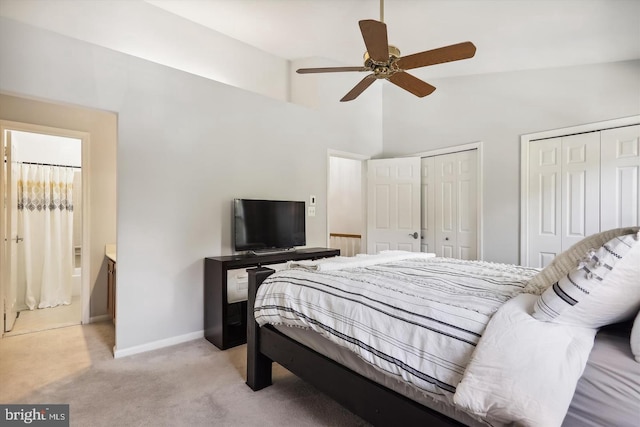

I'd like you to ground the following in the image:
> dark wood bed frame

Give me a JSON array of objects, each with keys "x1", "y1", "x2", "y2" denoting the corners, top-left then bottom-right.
[{"x1": 246, "y1": 267, "x2": 464, "y2": 427}]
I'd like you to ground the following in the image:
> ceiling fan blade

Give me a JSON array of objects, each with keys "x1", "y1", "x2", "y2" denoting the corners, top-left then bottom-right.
[
  {"x1": 340, "y1": 75, "x2": 377, "y2": 102},
  {"x1": 297, "y1": 66, "x2": 369, "y2": 74},
  {"x1": 397, "y1": 41, "x2": 476, "y2": 70},
  {"x1": 359, "y1": 20, "x2": 389, "y2": 63},
  {"x1": 387, "y1": 72, "x2": 436, "y2": 97}
]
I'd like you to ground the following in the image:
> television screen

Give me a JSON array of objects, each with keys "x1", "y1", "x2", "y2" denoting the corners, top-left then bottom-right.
[{"x1": 234, "y1": 199, "x2": 306, "y2": 252}]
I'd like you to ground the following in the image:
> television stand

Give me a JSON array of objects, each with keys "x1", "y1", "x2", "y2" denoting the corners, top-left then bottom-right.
[
  {"x1": 248, "y1": 248, "x2": 295, "y2": 256},
  {"x1": 204, "y1": 247, "x2": 340, "y2": 350}
]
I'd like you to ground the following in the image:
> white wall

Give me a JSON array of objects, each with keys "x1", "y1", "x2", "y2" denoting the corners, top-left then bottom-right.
[
  {"x1": 328, "y1": 157, "x2": 362, "y2": 235},
  {"x1": 382, "y1": 60, "x2": 640, "y2": 264},
  {"x1": 0, "y1": 17, "x2": 382, "y2": 353},
  {"x1": 290, "y1": 57, "x2": 383, "y2": 155},
  {"x1": 0, "y1": 0, "x2": 290, "y2": 102},
  {"x1": 11, "y1": 131, "x2": 81, "y2": 166}
]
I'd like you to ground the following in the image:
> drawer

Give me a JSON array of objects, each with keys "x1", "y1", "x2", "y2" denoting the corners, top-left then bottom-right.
[{"x1": 227, "y1": 263, "x2": 288, "y2": 303}]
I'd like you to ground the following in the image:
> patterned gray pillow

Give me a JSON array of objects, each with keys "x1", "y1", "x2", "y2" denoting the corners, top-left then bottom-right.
[
  {"x1": 532, "y1": 232, "x2": 640, "y2": 328},
  {"x1": 523, "y1": 226, "x2": 640, "y2": 295}
]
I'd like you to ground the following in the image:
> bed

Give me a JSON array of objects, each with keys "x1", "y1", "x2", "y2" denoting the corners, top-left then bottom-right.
[{"x1": 245, "y1": 229, "x2": 640, "y2": 427}]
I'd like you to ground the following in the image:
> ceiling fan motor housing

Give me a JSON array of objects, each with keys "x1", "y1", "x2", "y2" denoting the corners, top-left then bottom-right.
[{"x1": 364, "y1": 45, "x2": 401, "y2": 78}]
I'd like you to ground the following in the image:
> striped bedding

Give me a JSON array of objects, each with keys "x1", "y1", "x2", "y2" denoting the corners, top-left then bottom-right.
[{"x1": 254, "y1": 255, "x2": 539, "y2": 403}]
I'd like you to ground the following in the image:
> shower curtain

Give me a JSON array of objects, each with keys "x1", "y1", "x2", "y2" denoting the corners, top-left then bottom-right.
[{"x1": 17, "y1": 164, "x2": 75, "y2": 309}]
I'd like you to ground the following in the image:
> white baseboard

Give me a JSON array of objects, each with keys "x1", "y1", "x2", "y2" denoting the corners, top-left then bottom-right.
[
  {"x1": 113, "y1": 329, "x2": 204, "y2": 359},
  {"x1": 89, "y1": 314, "x2": 111, "y2": 323}
]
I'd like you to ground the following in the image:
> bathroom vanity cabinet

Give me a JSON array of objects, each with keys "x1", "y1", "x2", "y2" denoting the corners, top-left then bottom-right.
[{"x1": 107, "y1": 258, "x2": 116, "y2": 324}]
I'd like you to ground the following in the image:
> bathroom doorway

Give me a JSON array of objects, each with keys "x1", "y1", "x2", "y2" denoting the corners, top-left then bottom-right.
[{"x1": 1, "y1": 123, "x2": 88, "y2": 336}]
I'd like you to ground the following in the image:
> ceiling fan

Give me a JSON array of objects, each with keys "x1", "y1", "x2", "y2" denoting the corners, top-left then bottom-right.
[{"x1": 296, "y1": 0, "x2": 477, "y2": 102}]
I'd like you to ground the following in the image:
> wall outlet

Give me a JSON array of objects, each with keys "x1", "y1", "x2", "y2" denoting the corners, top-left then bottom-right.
[
  {"x1": 308, "y1": 206, "x2": 316, "y2": 217},
  {"x1": 310, "y1": 195, "x2": 316, "y2": 206}
]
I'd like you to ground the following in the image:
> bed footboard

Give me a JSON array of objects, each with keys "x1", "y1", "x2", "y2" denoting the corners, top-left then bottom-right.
[{"x1": 246, "y1": 267, "x2": 276, "y2": 391}]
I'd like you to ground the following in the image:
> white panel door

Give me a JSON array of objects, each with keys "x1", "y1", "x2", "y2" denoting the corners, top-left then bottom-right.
[
  {"x1": 561, "y1": 132, "x2": 601, "y2": 251},
  {"x1": 367, "y1": 158, "x2": 421, "y2": 253},
  {"x1": 420, "y1": 157, "x2": 435, "y2": 253},
  {"x1": 434, "y1": 151, "x2": 478, "y2": 259},
  {"x1": 528, "y1": 137, "x2": 562, "y2": 267},
  {"x1": 527, "y1": 133, "x2": 600, "y2": 266},
  {"x1": 435, "y1": 154, "x2": 457, "y2": 257},
  {"x1": 456, "y1": 150, "x2": 478, "y2": 259},
  {"x1": 601, "y1": 125, "x2": 640, "y2": 229}
]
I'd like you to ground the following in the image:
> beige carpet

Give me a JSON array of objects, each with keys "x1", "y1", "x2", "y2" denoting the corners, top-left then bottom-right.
[{"x1": 0, "y1": 322, "x2": 369, "y2": 426}]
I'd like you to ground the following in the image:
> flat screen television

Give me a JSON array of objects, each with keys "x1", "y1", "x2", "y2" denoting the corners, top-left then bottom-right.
[{"x1": 233, "y1": 199, "x2": 306, "y2": 253}]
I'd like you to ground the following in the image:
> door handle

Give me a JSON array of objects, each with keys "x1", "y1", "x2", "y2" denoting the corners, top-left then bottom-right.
[
  {"x1": 14, "y1": 235, "x2": 23, "y2": 243},
  {"x1": 409, "y1": 232, "x2": 419, "y2": 239}
]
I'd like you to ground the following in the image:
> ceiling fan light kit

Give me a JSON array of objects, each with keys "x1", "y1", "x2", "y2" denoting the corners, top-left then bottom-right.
[{"x1": 296, "y1": 3, "x2": 477, "y2": 102}]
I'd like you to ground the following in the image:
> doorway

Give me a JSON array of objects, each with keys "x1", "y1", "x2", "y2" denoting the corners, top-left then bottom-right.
[
  {"x1": 327, "y1": 151, "x2": 369, "y2": 256},
  {"x1": 1, "y1": 124, "x2": 88, "y2": 336},
  {"x1": 327, "y1": 144, "x2": 482, "y2": 259}
]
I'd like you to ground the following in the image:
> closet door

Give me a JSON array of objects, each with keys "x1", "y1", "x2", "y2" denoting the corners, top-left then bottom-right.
[
  {"x1": 433, "y1": 150, "x2": 478, "y2": 259},
  {"x1": 522, "y1": 120, "x2": 640, "y2": 267},
  {"x1": 527, "y1": 133, "x2": 599, "y2": 266},
  {"x1": 527, "y1": 138, "x2": 562, "y2": 267},
  {"x1": 435, "y1": 154, "x2": 458, "y2": 257},
  {"x1": 560, "y1": 132, "x2": 601, "y2": 250},
  {"x1": 420, "y1": 157, "x2": 435, "y2": 253},
  {"x1": 456, "y1": 150, "x2": 478, "y2": 259},
  {"x1": 600, "y1": 125, "x2": 640, "y2": 229}
]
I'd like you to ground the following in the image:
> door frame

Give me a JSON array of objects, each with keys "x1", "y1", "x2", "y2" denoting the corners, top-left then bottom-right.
[
  {"x1": 326, "y1": 149, "x2": 370, "y2": 252},
  {"x1": 0, "y1": 120, "x2": 91, "y2": 334},
  {"x1": 520, "y1": 115, "x2": 640, "y2": 266},
  {"x1": 410, "y1": 142, "x2": 484, "y2": 259}
]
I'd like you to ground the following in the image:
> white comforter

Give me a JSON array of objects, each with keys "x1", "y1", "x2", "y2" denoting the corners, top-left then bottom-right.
[
  {"x1": 454, "y1": 294, "x2": 597, "y2": 427},
  {"x1": 285, "y1": 250, "x2": 435, "y2": 271},
  {"x1": 254, "y1": 254, "x2": 539, "y2": 404}
]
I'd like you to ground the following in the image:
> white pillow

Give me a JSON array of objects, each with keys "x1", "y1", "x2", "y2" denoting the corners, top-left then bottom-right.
[
  {"x1": 532, "y1": 232, "x2": 640, "y2": 328},
  {"x1": 632, "y1": 311, "x2": 640, "y2": 363}
]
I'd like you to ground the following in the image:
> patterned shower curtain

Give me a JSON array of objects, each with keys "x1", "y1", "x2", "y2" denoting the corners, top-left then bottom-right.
[{"x1": 17, "y1": 164, "x2": 75, "y2": 310}]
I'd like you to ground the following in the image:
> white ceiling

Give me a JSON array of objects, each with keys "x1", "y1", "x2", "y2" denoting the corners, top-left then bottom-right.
[{"x1": 145, "y1": 0, "x2": 640, "y2": 79}]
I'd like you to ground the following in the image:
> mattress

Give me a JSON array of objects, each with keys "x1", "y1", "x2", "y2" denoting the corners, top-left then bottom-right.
[{"x1": 562, "y1": 322, "x2": 640, "y2": 427}]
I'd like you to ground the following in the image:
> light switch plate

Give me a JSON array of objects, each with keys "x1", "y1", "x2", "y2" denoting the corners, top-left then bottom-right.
[{"x1": 310, "y1": 195, "x2": 316, "y2": 206}]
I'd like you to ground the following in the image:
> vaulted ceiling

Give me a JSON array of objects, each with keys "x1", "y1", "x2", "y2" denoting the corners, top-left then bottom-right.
[
  {"x1": 2, "y1": 0, "x2": 639, "y2": 92},
  {"x1": 146, "y1": 0, "x2": 640, "y2": 79}
]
